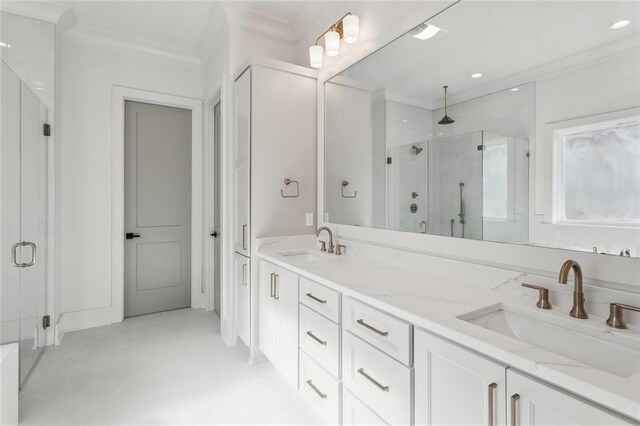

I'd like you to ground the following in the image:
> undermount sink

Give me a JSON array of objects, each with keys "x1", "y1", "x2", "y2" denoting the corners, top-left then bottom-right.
[
  {"x1": 279, "y1": 250, "x2": 335, "y2": 263},
  {"x1": 459, "y1": 304, "x2": 640, "y2": 377}
]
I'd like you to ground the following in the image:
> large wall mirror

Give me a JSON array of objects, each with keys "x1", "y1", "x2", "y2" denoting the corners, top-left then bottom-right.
[{"x1": 324, "y1": 1, "x2": 640, "y2": 257}]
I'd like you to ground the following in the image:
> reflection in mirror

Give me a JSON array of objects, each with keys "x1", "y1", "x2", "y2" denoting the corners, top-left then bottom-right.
[{"x1": 324, "y1": 1, "x2": 640, "y2": 257}]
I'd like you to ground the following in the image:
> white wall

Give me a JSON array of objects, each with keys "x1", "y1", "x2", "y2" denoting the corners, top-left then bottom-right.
[{"x1": 57, "y1": 37, "x2": 202, "y2": 328}]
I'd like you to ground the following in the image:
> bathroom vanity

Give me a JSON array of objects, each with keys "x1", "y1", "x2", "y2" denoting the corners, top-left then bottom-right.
[{"x1": 255, "y1": 238, "x2": 639, "y2": 425}]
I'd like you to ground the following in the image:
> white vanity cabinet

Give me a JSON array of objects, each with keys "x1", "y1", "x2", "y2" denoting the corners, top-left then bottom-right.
[
  {"x1": 507, "y1": 370, "x2": 636, "y2": 426},
  {"x1": 234, "y1": 253, "x2": 250, "y2": 346},
  {"x1": 414, "y1": 328, "x2": 506, "y2": 426},
  {"x1": 231, "y1": 60, "x2": 317, "y2": 353},
  {"x1": 258, "y1": 261, "x2": 299, "y2": 387}
]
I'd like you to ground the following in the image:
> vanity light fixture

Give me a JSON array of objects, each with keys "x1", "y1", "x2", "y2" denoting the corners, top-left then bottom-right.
[
  {"x1": 438, "y1": 85, "x2": 455, "y2": 125},
  {"x1": 309, "y1": 12, "x2": 359, "y2": 68},
  {"x1": 470, "y1": 73, "x2": 483, "y2": 79},
  {"x1": 610, "y1": 20, "x2": 630, "y2": 30},
  {"x1": 410, "y1": 23, "x2": 442, "y2": 40}
]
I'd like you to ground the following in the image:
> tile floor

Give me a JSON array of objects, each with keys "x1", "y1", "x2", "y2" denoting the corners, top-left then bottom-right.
[{"x1": 19, "y1": 309, "x2": 322, "y2": 425}]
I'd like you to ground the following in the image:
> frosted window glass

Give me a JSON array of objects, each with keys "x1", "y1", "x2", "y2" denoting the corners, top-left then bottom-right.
[
  {"x1": 562, "y1": 122, "x2": 640, "y2": 223},
  {"x1": 483, "y1": 144, "x2": 508, "y2": 219}
]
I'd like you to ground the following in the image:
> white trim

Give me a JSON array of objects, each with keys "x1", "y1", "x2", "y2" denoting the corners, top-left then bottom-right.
[{"x1": 111, "y1": 86, "x2": 204, "y2": 324}]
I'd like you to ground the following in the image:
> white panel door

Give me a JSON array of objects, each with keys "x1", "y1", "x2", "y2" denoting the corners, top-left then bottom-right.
[
  {"x1": 415, "y1": 328, "x2": 506, "y2": 426},
  {"x1": 507, "y1": 370, "x2": 636, "y2": 426},
  {"x1": 124, "y1": 101, "x2": 192, "y2": 317},
  {"x1": 259, "y1": 261, "x2": 278, "y2": 362},
  {"x1": 234, "y1": 253, "x2": 250, "y2": 345},
  {"x1": 233, "y1": 69, "x2": 250, "y2": 256},
  {"x1": 0, "y1": 61, "x2": 22, "y2": 349}
]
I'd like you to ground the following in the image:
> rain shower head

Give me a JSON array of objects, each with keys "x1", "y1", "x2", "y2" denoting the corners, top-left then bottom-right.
[
  {"x1": 411, "y1": 145, "x2": 423, "y2": 155},
  {"x1": 438, "y1": 85, "x2": 455, "y2": 125}
]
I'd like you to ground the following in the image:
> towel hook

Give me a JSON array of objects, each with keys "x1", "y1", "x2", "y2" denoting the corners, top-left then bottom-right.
[
  {"x1": 341, "y1": 180, "x2": 357, "y2": 198},
  {"x1": 280, "y1": 178, "x2": 300, "y2": 198}
]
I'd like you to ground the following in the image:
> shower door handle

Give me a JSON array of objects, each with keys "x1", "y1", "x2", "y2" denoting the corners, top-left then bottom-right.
[{"x1": 12, "y1": 241, "x2": 37, "y2": 268}]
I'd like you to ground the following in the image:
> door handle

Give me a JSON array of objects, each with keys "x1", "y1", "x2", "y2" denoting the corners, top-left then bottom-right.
[
  {"x1": 12, "y1": 241, "x2": 37, "y2": 268},
  {"x1": 510, "y1": 393, "x2": 520, "y2": 426},
  {"x1": 210, "y1": 231, "x2": 219, "y2": 238},
  {"x1": 242, "y1": 225, "x2": 247, "y2": 250},
  {"x1": 125, "y1": 233, "x2": 141, "y2": 239},
  {"x1": 242, "y1": 263, "x2": 247, "y2": 286},
  {"x1": 488, "y1": 382, "x2": 497, "y2": 426}
]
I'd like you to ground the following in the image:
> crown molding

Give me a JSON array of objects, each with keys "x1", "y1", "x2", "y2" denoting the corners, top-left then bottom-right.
[
  {"x1": 222, "y1": 2, "x2": 295, "y2": 45},
  {"x1": 63, "y1": 24, "x2": 202, "y2": 68},
  {"x1": 0, "y1": 1, "x2": 69, "y2": 24}
]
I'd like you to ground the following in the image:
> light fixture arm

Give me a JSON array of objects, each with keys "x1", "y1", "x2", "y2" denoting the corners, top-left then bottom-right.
[{"x1": 315, "y1": 12, "x2": 353, "y2": 45}]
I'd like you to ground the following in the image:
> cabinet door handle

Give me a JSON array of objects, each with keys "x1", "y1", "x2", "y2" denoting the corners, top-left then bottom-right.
[
  {"x1": 306, "y1": 292, "x2": 327, "y2": 304},
  {"x1": 510, "y1": 393, "x2": 520, "y2": 426},
  {"x1": 488, "y1": 382, "x2": 497, "y2": 426},
  {"x1": 242, "y1": 263, "x2": 247, "y2": 286},
  {"x1": 357, "y1": 368, "x2": 389, "y2": 392},
  {"x1": 306, "y1": 331, "x2": 327, "y2": 345},
  {"x1": 356, "y1": 319, "x2": 389, "y2": 336},
  {"x1": 306, "y1": 380, "x2": 327, "y2": 399},
  {"x1": 270, "y1": 273, "x2": 275, "y2": 298},
  {"x1": 242, "y1": 224, "x2": 247, "y2": 250},
  {"x1": 273, "y1": 274, "x2": 279, "y2": 300}
]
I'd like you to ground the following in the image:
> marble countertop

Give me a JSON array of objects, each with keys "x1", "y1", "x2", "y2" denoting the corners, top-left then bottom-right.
[{"x1": 256, "y1": 243, "x2": 640, "y2": 421}]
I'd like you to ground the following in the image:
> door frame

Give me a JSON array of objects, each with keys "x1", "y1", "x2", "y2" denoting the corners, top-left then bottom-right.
[
  {"x1": 204, "y1": 91, "x2": 221, "y2": 313},
  {"x1": 111, "y1": 86, "x2": 204, "y2": 322}
]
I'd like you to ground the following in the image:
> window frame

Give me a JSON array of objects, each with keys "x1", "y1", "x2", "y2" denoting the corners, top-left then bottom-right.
[{"x1": 553, "y1": 113, "x2": 640, "y2": 227}]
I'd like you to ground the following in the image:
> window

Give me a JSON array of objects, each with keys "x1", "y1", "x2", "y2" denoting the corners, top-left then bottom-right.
[
  {"x1": 483, "y1": 143, "x2": 508, "y2": 219},
  {"x1": 555, "y1": 118, "x2": 640, "y2": 225}
]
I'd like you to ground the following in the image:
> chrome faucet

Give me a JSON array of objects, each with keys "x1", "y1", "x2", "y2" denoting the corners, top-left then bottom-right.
[
  {"x1": 315, "y1": 226, "x2": 334, "y2": 254},
  {"x1": 558, "y1": 260, "x2": 588, "y2": 319}
]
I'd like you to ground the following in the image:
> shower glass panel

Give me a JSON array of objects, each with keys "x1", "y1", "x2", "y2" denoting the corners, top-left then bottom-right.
[
  {"x1": 429, "y1": 132, "x2": 484, "y2": 239},
  {"x1": 387, "y1": 142, "x2": 428, "y2": 233},
  {"x1": 1, "y1": 60, "x2": 48, "y2": 385}
]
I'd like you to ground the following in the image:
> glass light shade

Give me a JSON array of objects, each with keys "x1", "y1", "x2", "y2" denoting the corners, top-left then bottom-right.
[
  {"x1": 325, "y1": 29, "x2": 340, "y2": 57},
  {"x1": 309, "y1": 45, "x2": 324, "y2": 68},
  {"x1": 343, "y1": 15, "x2": 359, "y2": 43}
]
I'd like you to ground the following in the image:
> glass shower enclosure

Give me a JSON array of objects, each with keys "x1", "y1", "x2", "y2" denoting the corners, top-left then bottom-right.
[
  {"x1": 1, "y1": 59, "x2": 49, "y2": 385},
  {"x1": 386, "y1": 130, "x2": 529, "y2": 243}
]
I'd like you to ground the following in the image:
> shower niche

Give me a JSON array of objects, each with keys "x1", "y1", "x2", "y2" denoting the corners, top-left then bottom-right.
[{"x1": 387, "y1": 131, "x2": 529, "y2": 243}]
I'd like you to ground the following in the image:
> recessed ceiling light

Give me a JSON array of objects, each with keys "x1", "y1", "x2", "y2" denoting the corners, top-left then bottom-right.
[
  {"x1": 510, "y1": 87, "x2": 520, "y2": 92},
  {"x1": 470, "y1": 73, "x2": 483, "y2": 79},
  {"x1": 402, "y1": 119, "x2": 408, "y2": 123},
  {"x1": 0, "y1": 41, "x2": 11, "y2": 48},
  {"x1": 610, "y1": 20, "x2": 630, "y2": 30},
  {"x1": 410, "y1": 23, "x2": 442, "y2": 40}
]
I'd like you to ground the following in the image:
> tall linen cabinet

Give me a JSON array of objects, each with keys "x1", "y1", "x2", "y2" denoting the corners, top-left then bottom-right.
[{"x1": 232, "y1": 59, "x2": 317, "y2": 362}]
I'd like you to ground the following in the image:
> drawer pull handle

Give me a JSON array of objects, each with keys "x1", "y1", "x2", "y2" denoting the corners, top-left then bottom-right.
[
  {"x1": 306, "y1": 292, "x2": 327, "y2": 304},
  {"x1": 356, "y1": 319, "x2": 389, "y2": 336},
  {"x1": 270, "y1": 273, "x2": 275, "y2": 298},
  {"x1": 306, "y1": 380, "x2": 327, "y2": 399},
  {"x1": 357, "y1": 368, "x2": 389, "y2": 392},
  {"x1": 306, "y1": 331, "x2": 327, "y2": 345},
  {"x1": 488, "y1": 382, "x2": 497, "y2": 426},
  {"x1": 510, "y1": 393, "x2": 520, "y2": 426}
]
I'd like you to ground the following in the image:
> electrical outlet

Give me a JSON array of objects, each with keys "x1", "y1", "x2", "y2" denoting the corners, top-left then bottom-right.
[{"x1": 305, "y1": 213, "x2": 314, "y2": 227}]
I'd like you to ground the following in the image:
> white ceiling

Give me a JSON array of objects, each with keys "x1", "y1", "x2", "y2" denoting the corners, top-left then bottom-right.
[
  {"x1": 48, "y1": 1, "x2": 320, "y2": 64},
  {"x1": 341, "y1": 1, "x2": 640, "y2": 108}
]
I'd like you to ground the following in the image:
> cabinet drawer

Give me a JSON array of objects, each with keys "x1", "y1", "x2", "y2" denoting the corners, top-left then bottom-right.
[
  {"x1": 300, "y1": 277, "x2": 341, "y2": 323},
  {"x1": 300, "y1": 304, "x2": 340, "y2": 378},
  {"x1": 343, "y1": 331, "x2": 412, "y2": 426},
  {"x1": 299, "y1": 351, "x2": 340, "y2": 426},
  {"x1": 343, "y1": 297, "x2": 412, "y2": 366},
  {"x1": 343, "y1": 389, "x2": 389, "y2": 426}
]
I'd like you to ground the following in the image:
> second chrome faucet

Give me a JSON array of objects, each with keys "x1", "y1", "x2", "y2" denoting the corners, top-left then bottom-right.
[{"x1": 315, "y1": 226, "x2": 345, "y2": 255}]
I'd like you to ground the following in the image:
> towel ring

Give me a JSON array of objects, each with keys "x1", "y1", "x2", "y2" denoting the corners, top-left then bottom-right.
[
  {"x1": 281, "y1": 178, "x2": 300, "y2": 198},
  {"x1": 341, "y1": 180, "x2": 357, "y2": 199}
]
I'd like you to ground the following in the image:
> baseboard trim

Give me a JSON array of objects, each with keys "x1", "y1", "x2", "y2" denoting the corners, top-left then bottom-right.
[{"x1": 58, "y1": 307, "x2": 115, "y2": 335}]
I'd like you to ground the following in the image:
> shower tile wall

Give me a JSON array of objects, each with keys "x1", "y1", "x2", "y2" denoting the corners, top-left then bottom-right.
[{"x1": 384, "y1": 100, "x2": 432, "y2": 231}]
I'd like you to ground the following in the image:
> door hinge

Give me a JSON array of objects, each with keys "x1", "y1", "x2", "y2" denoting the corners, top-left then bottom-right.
[
  {"x1": 43, "y1": 123, "x2": 51, "y2": 137},
  {"x1": 42, "y1": 315, "x2": 50, "y2": 329},
  {"x1": 387, "y1": 157, "x2": 392, "y2": 164},
  {"x1": 477, "y1": 145, "x2": 485, "y2": 151}
]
